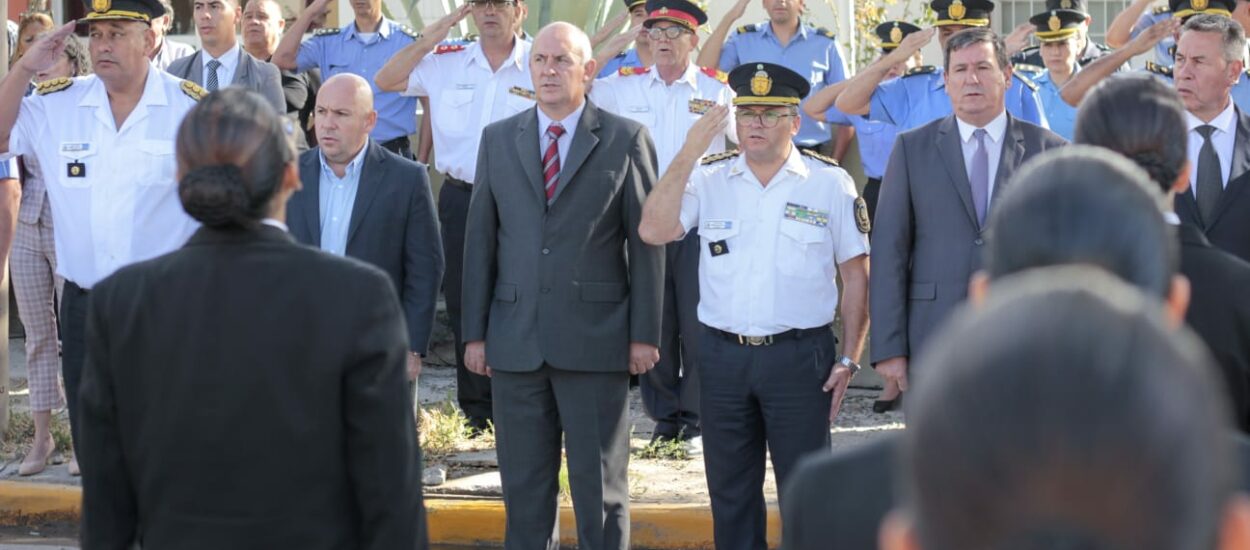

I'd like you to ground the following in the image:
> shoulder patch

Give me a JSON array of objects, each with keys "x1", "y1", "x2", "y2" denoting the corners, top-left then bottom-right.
[
  {"x1": 1152, "y1": 5, "x2": 1171, "y2": 14},
  {"x1": 619, "y1": 66, "x2": 651, "y2": 77},
  {"x1": 435, "y1": 44, "x2": 467, "y2": 55},
  {"x1": 35, "y1": 77, "x2": 72, "y2": 95},
  {"x1": 180, "y1": 80, "x2": 207, "y2": 101},
  {"x1": 815, "y1": 27, "x2": 836, "y2": 40},
  {"x1": 1013, "y1": 62, "x2": 1045, "y2": 75},
  {"x1": 700, "y1": 150, "x2": 740, "y2": 165},
  {"x1": 700, "y1": 66, "x2": 728, "y2": 83},
  {"x1": 854, "y1": 197, "x2": 871, "y2": 234},
  {"x1": 903, "y1": 65, "x2": 936, "y2": 77},
  {"x1": 398, "y1": 24, "x2": 420, "y2": 40},
  {"x1": 1012, "y1": 72, "x2": 1039, "y2": 91},
  {"x1": 1146, "y1": 61, "x2": 1173, "y2": 77},
  {"x1": 736, "y1": 24, "x2": 758, "y2": 34},
  {"x1": 800, "y1": 148, "x2": 839, "y2": 167},
  {"x1": 313, "y1": 27, "x2": 341, "y2": 36}
]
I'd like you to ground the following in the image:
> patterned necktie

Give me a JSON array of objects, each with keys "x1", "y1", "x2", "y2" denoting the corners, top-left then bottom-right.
[
  {"x1": 206, "y1": 59, "x2": 222, "y2": 92},
  {"x1": 1196, "y1": 125, "x2": 1223, "y2": 224},
  {"x1": 543, "y1": 123, "x2": 566, "y2": 201},
  {"x1": 969, "y1": 128, "x2": 990, "y2": 226}
]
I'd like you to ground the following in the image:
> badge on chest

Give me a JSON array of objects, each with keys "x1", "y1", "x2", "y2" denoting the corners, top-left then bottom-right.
[
  {"x1": 61, "y1": 142, "x2": 91, "y2": 179},
  {"x1": 67, "y1": 162, "x2": 85, "y2": 178},
  {"x1": 689, "y1": 98, "x2": 716, "y2": 114},
  {"x1": 784, "y1": 203, "x2": 829, "y2": 227},
  {"x1": 709, "y1": 240, "x2": 729, "y2": 256}
]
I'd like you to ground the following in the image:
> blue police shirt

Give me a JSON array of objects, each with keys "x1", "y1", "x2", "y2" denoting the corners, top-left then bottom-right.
[
  {"x1": 868, "y1": 67, "x2": 1049, "y2": 131},
  {"x1": 1131, "y1": 9, "x2": 1176, "y2": 67},
  {"x1": 1033, "y1": 68, "x2": 1078, "y2": 141},
  {"x1": 824, "y1": 107, "x2": 897, "y2": 179},
  {"x1": 0, "y1": 157, "x2": 15, "y2": 179},
  {"x1": 599, "y1": 48, "x2": 643, "y2": 78},
  {"x1": 297, "y1": 18, "x2": 419, "y2": 142},
  {"x1": 717, "y1": 20, "x2": 849, "y2": 146}
]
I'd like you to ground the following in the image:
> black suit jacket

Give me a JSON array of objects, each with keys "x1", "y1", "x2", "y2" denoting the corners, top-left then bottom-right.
[
  {"x1": 1180, "y1": 222, "x2": 1250, "y2": 431},
  {"x1": 288, "y1": 141, "x2": 444, "y2": 354},
  {"x1": 1176, "y1": 109, "x2": 1250, "y2": 263},
  {"x1": 78, "y1": 225, "x2": 426, "y2": 550}
]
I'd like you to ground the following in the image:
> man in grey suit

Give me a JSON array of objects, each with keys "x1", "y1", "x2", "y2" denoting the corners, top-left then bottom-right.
[
  {"x1": 461, "y1": 22, "x2": 664, "y2": 550},
  {"x1": 287, "y1": 74, "x2": 443, "y2": 384},
  {"x1": 870, "y1": 27, "x2": 1065, "y2": 401},
  {"x1": 165, "y1": 0, "x2": 284, "y2": 113}
]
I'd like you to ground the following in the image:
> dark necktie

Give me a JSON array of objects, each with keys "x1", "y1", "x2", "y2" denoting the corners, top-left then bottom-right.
[
  {"x1": 970, "y1": 128, "x2": 990, "y2": 226},
  {"x1": 543, "y1": 123, "x2": 566, "y2": 201},
  {"x1": 206, "y1": 59, "x2": 222, "y2": 92},
  {"x1": 1196, "y1": 124, "x2": 1223, "y2": 224}
]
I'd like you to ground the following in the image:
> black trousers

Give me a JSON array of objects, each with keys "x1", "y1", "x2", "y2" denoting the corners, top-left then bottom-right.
[
  {"x1": 61, "y1": 280, "x2": 89, "y2": 455},
  {"x1": 439, "y1": 177, "x2": 492, "y2": 421},
  {"x1": 699, "y1": 324, "x2": 837, "y2": 550},
  {"x1": 379, "y1": 136, "x2": 414, "y2": 160},
  {"x1": 864, "y1": 177, "x2": 882, "y2": 229},
  {"x1": 643, "y1": 230, "x2": 701, "y2": 438}
]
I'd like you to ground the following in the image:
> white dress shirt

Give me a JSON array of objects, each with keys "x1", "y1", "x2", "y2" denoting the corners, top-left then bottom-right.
[
  {"x1": 589, "y1": 63, "x2": 736, "y2": 175},
  {"x1": 678, "y1": 147, "x2": 869, "y2": 336},
  {"x1": 1187, "y1": 100, "x2": 1237, "y2": 197},
  {"x1": 956, "y1": 110, "x2": 1008, "y2": 204},
  {"x1": 535, "y1": 102, "x2": 585, "y2": 171},
  {"x1": 201, "y1": 42, "x2": 242, "y2": 89},
  {"x1": 404, "y1": 39, "x2": 534, "y2": 183},
  {"x1": 7, "y1": 65, "x2": 201, "y2": 288}
]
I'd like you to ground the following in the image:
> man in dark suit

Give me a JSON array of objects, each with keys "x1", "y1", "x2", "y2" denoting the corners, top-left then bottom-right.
[
  {"x1": 288, "y1": 73, "x2": 443, "y2": 382},
  {"x1": 241, "y1": 0, "x2": 320, "y2": 150},
  {"x1": 461, "y1": 22, "x2": 664, "y2": 550},
  {"x1": 166, "y1": 0, "x2": 284, "y2": 113},
  {"x1": 869, "y1": 27, "x2": 1065, "y2": 403},
  {"x1": 1172, "y1": 15, "x2": 1250, "y2": 263}
]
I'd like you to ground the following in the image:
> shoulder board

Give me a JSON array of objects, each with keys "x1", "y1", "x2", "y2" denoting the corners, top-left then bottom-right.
[
  {"x1": 618, "y1": 66, "x2": 651, "y2": 77},
  {"x1": 463, "y1": 33, "x2": 480, "y2": 42},
  {"x1": 903, "y1": 65, "x2": 936, "y2": 77},
  {"x1": 814, "y1": 27, "x2": 836, "y2": 40},
  {"x1": 800, "y1": 148, "x2": 839, "y2": 167},
  {"x1": 435, "y1": 44, "x2": 467, "y2": 55},
  {"x1": 700, "y1": 66, "x2": 728, "y2": 84},
  {"x1": 1013, "y1": 62, "x2": 1045, "y2": 74},
  {"x1": 313, "y1": 27, "x2": 341, "y2": 36},
  {"x1": 736, "y1": 24, "x2": 758, "y2": 34},
  {"x1": 1012, "y1": 72, "x2": 1038, "y2": 91},
  {"x1": 700, "y1": 150, "x2": 740, "y2": 165},
  {"x1": 180, "y1": 79, "x2": 207, "y2": 101},
  {"x1": 1146, "y1": 61, "x2": 1173, "y2": 77},
  {"x1": 1094, "y1": 42, "x2": 1114, "y2": 53},
  {"x1": 1151, "y1": 5, "x2": 1170, "y2": 15},
  {"x1": 398, "y1": 25, "x2": 420, "y2": 40},
  {"x1": 35, "y1": 76, "x2": 72, "y2": 96}
]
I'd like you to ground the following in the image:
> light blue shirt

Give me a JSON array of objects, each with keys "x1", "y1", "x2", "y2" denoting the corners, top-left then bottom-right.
[
  {"x1": 0, "y1": 157, "x2": 16, "y2": 179},
  {"x1": 317, "y1": 142, "x2": 369, "y2": 256},
  {"x1": 598, "y1": 48, "x2": 643, "y2": 78},
  {"x1": 1131, "y1": 9, "x2": 1176, "y2": 67},
  {"x1": 297, "y1": 19, "x2": 419, "y2": 141},
  {"x1": 1034, "y1": 68, "x2": 1078, "y2": 141},
  {"x1": 717, "y1": 20, "x2": 849, "y2": 146},
  {"x1": 201, "y1": 42, "x2": 241, "y2": 89},
  {"x1": 825, "y1": 106, "x2": 897, "y2": 179},
  {"x1": 868, "y1": 67, "x2": 1049, "y2": 131}
]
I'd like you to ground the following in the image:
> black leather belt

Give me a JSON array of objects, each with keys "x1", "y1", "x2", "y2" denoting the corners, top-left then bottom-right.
[
  {"x1": 443, "y1": 176, "x2": 472, "y2": 191},
  {"x1": 379, "y1": 136, "x2": 412, "y2": 152},
  {"x1": 708, "y1": 325, "x2": 830, "y2": 346}
]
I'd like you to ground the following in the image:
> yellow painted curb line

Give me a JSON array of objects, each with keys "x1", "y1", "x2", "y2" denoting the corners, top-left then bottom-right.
[{"x1": 0, "y1": 482, "x2": 781, "y2": 548}]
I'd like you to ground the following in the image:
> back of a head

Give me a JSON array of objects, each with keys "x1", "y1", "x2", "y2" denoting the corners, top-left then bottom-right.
[
  {"x1": 1074, "y1": 74, "x2": 1188, "y2": 194},
  {"x1": 176, "y1": 88, "x2": 293, "y2": 229},
  {"x1": 985, "y1": 146, "x2": 1177, "y2": 298},
  {"x1": 903, "y1": 266, "x2": 1236, "y2": 550}
]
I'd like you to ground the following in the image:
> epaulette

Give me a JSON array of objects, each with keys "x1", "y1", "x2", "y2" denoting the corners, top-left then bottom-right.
[
  {"x1": 1012, "y1": 72, "x2": 1038, "y2": 91},
  {"x1": 700, "y1": 150, "x2": 740, "y2": 165},
  {"x1": 903, "y1": 65, "x2": 936, "y2": 77},
  {"x1": 736, "y1": 24, "x2": 758, "y2": 34},
  {"x1": 618, "y1": 66, "x2": 651, "y2": 77},
  {"x1": 1152, "y1": 4, "x2": 1170, "y2": 15},
  {"x1": 1146, "y1": 61, "x2": 1173, "y2": 77},
  {"x1": 35, "y1": 76, "x2": 72, "y2": 95},
  {"x1": 398, "y1": 24, "x2": 420, "y2": 40},
  {"x1": 313, "y1": 27, "x2": 341, "y2": 36},
  {"x1": 814, "y1": 27, "x2": 836, "y2": 40},
  {"x1": 435, "y1": 44, "x2": 467, "y2": 55},
  {"x1": 1012, "y1": 62, "x2": 1045, "y2": 75},
  {"x1": 800, "y1": 148, "x2": 839, "y2": 167},
  {"x1": 463, "y1": 33, "x2": 480, "y2": 42},
  {"x1": 180, "y1": 80, "x2": 207, "y2": 101},
  {"x1": 700, "y1": 66, "x2": 728, "y2": 84}
]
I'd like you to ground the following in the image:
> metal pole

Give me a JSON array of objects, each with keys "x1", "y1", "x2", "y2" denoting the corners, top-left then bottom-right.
[{"x1": 0, "y1": 0, "x2": 11, "y2": 440}]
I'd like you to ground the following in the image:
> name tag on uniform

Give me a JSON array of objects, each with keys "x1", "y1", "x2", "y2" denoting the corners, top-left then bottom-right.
[
  {"x1": 784, "y1": 203, "x2": 829, "y2": 227},
  {"x1": 689, "y1": 98, "x2": 716, "y2": 114},
  {"x1": 627, "y1": 105, "x2": 651, "y2": 114},
  {"x1": 455, "y1": 83, "x2": 476, "y2": 90},
  {"x1": 61, "y1": 142, "x2": 91, "y2": 153},
  {"x1": 704, "y1": 219, "x2": 733, "y2": 230},
  {"x1": 509, "y1": 86, "x2": 536, "y2": 100}
]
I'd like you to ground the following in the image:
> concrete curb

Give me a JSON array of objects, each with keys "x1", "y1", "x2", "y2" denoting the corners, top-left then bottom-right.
[{"x1": 0, "y1": 481, "x2": 780, "y2": 548}]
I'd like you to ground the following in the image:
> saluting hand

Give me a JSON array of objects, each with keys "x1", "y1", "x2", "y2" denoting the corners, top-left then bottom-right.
[
  {"x1": 1127, "y1": 17, "x2": 1179, "y2": 56},
  {"x1": 683, "y1": 105, "x2": 731, "y2": 157},
  {"x1": 425, "y1": 3, "x2": 473, "y2": 45},
  {"x1": 1004, "y1": 22, "x2": 1034, "y2": 57},
  {"x1": 629, "y1": 343, "x2": 660, "y2": 375},
  {"x1": 603, "y1": 23, "x2": 645, "y2": 57},
  {"x1": 19, "y1": 21, "x2": 76, "y2": 75},
  {"x1": 726, "y1": 0, "x2": 752, "y2": 23},
  {"x1": 303, "y1": 0, "x2": 333, "y2": 21},
  {"x1": 895, "y1": 27, "x2": 935, "y2": 58}
]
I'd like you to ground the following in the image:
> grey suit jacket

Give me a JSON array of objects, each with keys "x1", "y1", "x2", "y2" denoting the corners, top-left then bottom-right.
[
  {"x1": 462, "y1": 101, "x2": 664, "y2": 373},
  {"x1": 870, "y1": 114, "x2": 1066, "y2": 364},
  {"x1": 287, "y1": 140, "x2": 445, "y2": 355},
  {"x1": 166, "y1": 48, "x2": 285, "y2": 114}
]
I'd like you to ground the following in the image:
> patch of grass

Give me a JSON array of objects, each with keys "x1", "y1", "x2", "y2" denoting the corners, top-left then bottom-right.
[
  {"x1": 418, "y1": 400, "x2": 470, "y2": 459},
  {"x1": 2, "y1": 410, "x2": 72, "y2": 455},
  {"x1": 635, "y1": 436, "x2": 690, "y2": 461},
  {"x1": 558, "y1": 457, "x2": 570, "y2": 502}
]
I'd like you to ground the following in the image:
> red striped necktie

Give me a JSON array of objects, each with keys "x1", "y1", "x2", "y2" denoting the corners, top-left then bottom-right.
[{"x1": 543, "y1": 123, "x2": 566, "y2": 200}]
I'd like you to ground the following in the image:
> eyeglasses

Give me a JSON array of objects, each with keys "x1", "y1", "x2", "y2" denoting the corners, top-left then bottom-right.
[
  {"x1": 646, "y1": 26, "x2": 690, "y2": 40},
  {"x1": 735, "y1": 109, "x2": 795, "y2": 128},
  {"x1": 469, "y1": 0, "x2": 516, "y2": 8}
]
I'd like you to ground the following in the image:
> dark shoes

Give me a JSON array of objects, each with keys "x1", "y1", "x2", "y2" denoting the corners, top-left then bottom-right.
[{"x1": 872, "y1": 394, "x2": 903, "y2": 413}]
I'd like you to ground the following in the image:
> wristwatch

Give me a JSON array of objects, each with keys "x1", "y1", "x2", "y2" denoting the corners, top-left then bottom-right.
[{"x1": 838, "y1": 356, "x2": 862, "y2": 375}]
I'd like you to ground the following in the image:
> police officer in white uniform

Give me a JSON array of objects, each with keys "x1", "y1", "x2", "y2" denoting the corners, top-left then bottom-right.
[
  {"x1": 374, "y1": 0, "x2": 534, "y2": 433},
  {"x1": 589, "y1": 0, "x2": 735, "y2": 450},
  {"x1": 639, "y1": 62, "x2": 870, "y2": 550},
  {"x1": 0, "y1": 0, "x2": 202, "y2": 470}
]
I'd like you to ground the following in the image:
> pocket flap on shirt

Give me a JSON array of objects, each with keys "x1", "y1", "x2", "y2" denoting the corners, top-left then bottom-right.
[
  {"x1": 579, "y1": 282, "x2": 627, "y2": 303},
  {"x1": 494, "y1": 283, "x2": 517, "y2": 303},
  {"x1": 908, "y1": 282, "x2": 936, "y2": 300},
  {"x1": 138, "y1": 139, "x2": 175, "y2": 156}
]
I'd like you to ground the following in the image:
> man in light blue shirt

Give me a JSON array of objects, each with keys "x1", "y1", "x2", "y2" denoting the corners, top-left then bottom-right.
[{"x1": 317, "y1": 142, "x2": 366, "y2": 255}]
